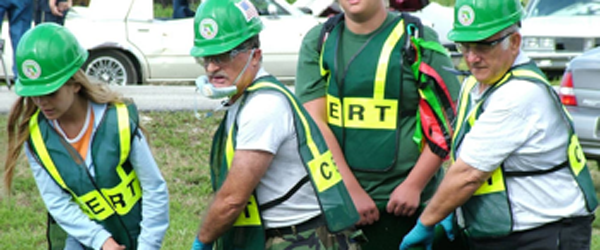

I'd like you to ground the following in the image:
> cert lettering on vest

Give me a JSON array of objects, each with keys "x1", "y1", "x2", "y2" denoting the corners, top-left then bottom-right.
[
  {"x1": 79, "y1": 170, "x2": 142, "y2": 220},
  {"x1": 569, "y1": 135, "x2": 586, "y2": 175},
  {"x1": 308, "y1": 151, "x2": 342, "y2": 193},
  {"x1": 473, "y1": 168, "x2": 505, "y2": 196},
  {"x1": 234, "y1": 195, "x2": 261, "y2": 226},
  {"x1": 327, "y1": 95, "x2": 398, "y2": 129}
]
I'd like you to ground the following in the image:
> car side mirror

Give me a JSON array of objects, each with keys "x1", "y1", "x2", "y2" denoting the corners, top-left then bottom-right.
[
  {"x1": 268, "y1": 4, "x2": 278, "y2": 18},
  {"x1": 298, "y1": 7, "x2": 313, "y2": 15}
]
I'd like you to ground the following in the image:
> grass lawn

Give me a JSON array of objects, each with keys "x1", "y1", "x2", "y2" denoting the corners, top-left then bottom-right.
[{"x1": 1, "y1": 110, "x2": 599, "y2": 249}]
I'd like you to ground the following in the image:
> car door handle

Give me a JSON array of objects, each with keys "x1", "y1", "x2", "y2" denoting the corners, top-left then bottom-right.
[{"x1": 138, "y1": 28, "x2": 150, "y2": 32}]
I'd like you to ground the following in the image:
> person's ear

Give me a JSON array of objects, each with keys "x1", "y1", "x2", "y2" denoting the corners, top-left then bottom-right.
[
  {"x1": 252, "y1": 48, "x2": 262, "y2": 66},
  {"x1": 511, "y1": 32, "x2": 521, "y2": 53},
  {"x1": 71, "y1": 82, "x2": 82, "y2": 94}
]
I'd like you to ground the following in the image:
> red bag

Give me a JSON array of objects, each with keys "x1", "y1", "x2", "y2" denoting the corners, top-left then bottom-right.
[{"x1": 389, "y1": 0, "x2": 430, "y2": 12}]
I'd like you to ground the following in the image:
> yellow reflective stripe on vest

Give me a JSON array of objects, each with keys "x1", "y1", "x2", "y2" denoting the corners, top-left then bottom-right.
[
  {"x1": 226, "y1": 122, "x2": 235, "y2": 167},
  {"x1": 319, "y1": 44, "x2": 329, "y2": 78},
  {"x1": 451, "y1": 77, "x2": 477, "y2": 162},
  {"x1": 452, "y1": 76, "x2": 507, "y2": 195},
  {"x1": 327, "y1": 95, "x2": 397, "y2": 129},
  {"x1": 29, "y1": 110, "x2": 69, "y2": 190},
  {"x1": 511, "y1": 70, "x2": 548, "y2": 84},
  {"x1": 249, "y1": 83, "x2": 319, "y2": 156},
  {"x1": 513, "y1": 69, "x2": 575, "y2": 121},
  {"x1": 374, "y1": 19, "x2": 405, "y2": 99},
  {"x1": 224, "y1": 98, "x2": 261, "y2": 226},
  {"x1": 513, "y1": 69, "x2": 587, "y2": 176},
  {"x1": 116, "y1": 103, "x2": 130, "y2": 166},
  {"x1": 249, "y1": 82, "x2": 344, "y2": 192}
]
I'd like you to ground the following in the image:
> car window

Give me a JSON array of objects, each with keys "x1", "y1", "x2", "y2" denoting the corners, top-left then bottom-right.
[
  {"x1": 527, "y1": 0, "x2": 600, "y2": 17},
  {"x1": 250, "y1": 0, "x2": 290, "y2": 15}
]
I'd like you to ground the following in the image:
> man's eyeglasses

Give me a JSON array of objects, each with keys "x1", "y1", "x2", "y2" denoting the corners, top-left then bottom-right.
[
  {"x1": 196, "y1": 47, "x2": 249, "y2": 67},
  {"x1": 456, "y1": 32, "x2": 515, "y2": 55}
]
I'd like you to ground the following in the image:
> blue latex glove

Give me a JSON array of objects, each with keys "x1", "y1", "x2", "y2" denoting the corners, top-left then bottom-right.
[
  {"x1": 399, "y1": 219, "x2": 435, "y2": 250},
  {"x1": 191, "y1": 237, "x2": 213, "y2": 250},
  {"x1": 439, "y1": 213, "x2": 455, "y2": 241}
]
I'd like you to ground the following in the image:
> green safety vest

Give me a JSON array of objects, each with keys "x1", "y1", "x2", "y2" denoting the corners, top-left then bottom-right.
[
  {"x1": 209, "y1": 76, "x2": 359, "y2": 250},
  {"x1": 451, "y1": 62, "x2": 598, "y2": 238},
  {"x1": 28, "y1": 102, "x2": 143, "y2": 249},
  {"x1": 320, "y1": 16, "x2": 411, "y2": 171}
]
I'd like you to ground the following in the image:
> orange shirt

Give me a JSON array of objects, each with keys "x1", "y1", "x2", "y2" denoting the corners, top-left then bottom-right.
[{"x1": 69, "y1": 110, "x2": 95, "y2": 161}]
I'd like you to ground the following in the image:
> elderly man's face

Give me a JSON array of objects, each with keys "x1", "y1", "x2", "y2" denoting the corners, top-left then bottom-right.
[
  {"x1": 458, "y1": 31, "x2": 521, "y2": 85},
  {"x1": 201, "y1": 46, "x2": 258, "y2": 90}
]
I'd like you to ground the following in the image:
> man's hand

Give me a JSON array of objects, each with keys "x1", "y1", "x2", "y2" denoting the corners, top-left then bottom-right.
[
  {"x1": 399, "y1": 220, "x2": 435, "y2": 250},
  {"x1": 348, "y1": 186, "x2": 379, "y2": 225},
  {"x1": 102, "y1": 237, "x2": 126, "y2": 250},
  {"x1": 49, "y1": 0, "x2": 69, "y2": 16},
  {"x1": 58, "y1": 0, "x2": 72, "y2": 12},
  {"x1": 191, "y1": 237, "x2": 213, "y2": 250},
  {"x1": 387, "y1": 181, "x2": 421, "y2": 216}
]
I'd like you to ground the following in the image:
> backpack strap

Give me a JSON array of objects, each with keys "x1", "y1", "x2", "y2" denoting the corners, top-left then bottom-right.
[{"x1": 316, "y1": 13, "x2": 345, "y2": 55}]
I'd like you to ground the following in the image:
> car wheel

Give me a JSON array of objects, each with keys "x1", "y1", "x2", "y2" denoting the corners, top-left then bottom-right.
[{"x1": 83, "y1": 50, "x2": 138, "y2": 86}]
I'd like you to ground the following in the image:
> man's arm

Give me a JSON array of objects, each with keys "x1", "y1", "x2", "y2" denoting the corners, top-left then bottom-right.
[
  {"x1": 387, "y1": 24, "x2": 462, "y2": 217},
  {"x1": 419, "y1": 158, "x2": 493, "y2": 226},
  {"x1": 304, "y1": 98, "x2": 379, "y2": 225},
  {"x1": 387, "y1": 144, "x2": 442, "y2": 216},
  {"x1": 197, "y1": 150, "x2": 273, "y2": 243}
]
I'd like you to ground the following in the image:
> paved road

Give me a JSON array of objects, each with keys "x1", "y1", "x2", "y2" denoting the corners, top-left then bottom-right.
[{"x1": 0, "y1": 85, "x2": 224, "y2": 114}]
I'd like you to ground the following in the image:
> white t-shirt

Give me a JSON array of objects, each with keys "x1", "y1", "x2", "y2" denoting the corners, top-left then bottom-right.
[
  {"x1": 225, "y1": 70, "x2": 321, "y2": 228},
  {"x1": 457, "y1": 52, "x2": 589, "y2": 232}
]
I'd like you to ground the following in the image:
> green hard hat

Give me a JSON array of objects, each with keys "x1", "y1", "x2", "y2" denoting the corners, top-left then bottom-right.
[
  {"x1": 190, "y1": 0, "x2": 264, "y2": 57},
  {"x1": 447, "y1": 0, "x2": 524, "y2": 42},
  {"x1": 15, "y1": 23, "x2": 88, "y2": 97}
]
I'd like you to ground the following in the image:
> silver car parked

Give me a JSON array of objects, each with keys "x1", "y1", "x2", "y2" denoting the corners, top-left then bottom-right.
[
  {"x1": 559, "y1": 47, "x2": 600, "y2": 161},
  {"x1": 521, "y1": 0, "x2": 600, "y2": 78}
]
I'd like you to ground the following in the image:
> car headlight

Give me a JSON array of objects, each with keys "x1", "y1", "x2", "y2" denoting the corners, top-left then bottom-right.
[{"x1": 522, "y1": 37, "x2": 555, "y2": 50}]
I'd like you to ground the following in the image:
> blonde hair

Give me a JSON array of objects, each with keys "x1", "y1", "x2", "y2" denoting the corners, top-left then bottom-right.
[{"x1": 4, "y1": 70, "x2": 124, "y2": 194}]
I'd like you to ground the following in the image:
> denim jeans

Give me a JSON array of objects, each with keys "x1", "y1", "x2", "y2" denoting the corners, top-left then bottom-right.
[{"x1": 0, "y1": 0, "x2": 33, "y2": 79}]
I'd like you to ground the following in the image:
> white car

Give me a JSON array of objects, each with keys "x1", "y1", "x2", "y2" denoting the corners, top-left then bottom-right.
[
  {"x1": 521, "y1": 0, "x2": 600, "y2": 78},
  {"x1": 0, "y1": 0, "x2": 321, "y2": 85}
]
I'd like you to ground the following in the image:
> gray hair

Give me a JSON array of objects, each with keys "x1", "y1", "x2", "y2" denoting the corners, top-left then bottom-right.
[{"x1": 500, "y1": 24, "x2": 520, "y2": 50}]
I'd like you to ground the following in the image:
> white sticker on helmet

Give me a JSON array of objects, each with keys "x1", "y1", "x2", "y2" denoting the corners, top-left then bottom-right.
[
  {"x1": 200, "y1": 18, "x2": 218, "y2": 40},
  {"x1": 235, "y1": 0, "x2": 259, "y2": 22},
  {"x1": 22, "y1": 60, "x2": 41, "y2": 80},
  {"x1": 458, "y1": 5, "x2": 475, "y2": 26}
]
